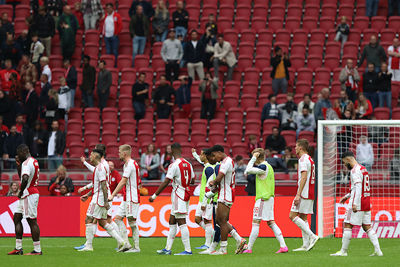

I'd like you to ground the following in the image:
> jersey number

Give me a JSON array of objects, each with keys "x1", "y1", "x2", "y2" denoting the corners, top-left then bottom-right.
[{"x1": 363, "y1": 174, "x2": 370, "y2": 192}]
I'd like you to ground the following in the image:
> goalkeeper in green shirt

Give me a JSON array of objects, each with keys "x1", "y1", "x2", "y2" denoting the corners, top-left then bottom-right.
[{"x1": 242, "y1": 148, "x2": 288, "y2": 254}]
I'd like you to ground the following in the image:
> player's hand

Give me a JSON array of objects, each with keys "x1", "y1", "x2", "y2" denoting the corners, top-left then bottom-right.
[
  {"x1": 340, "y1": 196, "x2": 348, "y2": 204},
  {"x1": 80, "y1": 156, "x2": 85, "y2": 163},
  {"x1": 294, "y1": 195, "x2": 301, "y2": 206},
  {"x1": 209, "y1": 180, "x2": 215, "y2": 187},
  {"x1": 108, "y1": 195, "x2": 113, "y2": 202},
  {"x1": 80, "y1": 195, "x2": 88, "y2": 202},
  {"x1": 104, "y1": 202, "x2": 110, "y2": 210},
  {"x1": 201, "y1": 205, "x2": 206, "y2": 211},
  {"x1": 78, "y1": 187, "x2": 85, "y2": 194},
  {"x1": 149, "y1": 197, "x2": 155, "y2": 202},
  {"x1": 192, "y1": 148, "x2": 196, "y2": 153},
  {"x1": 253, "y1": 152, "x2": 260, "y2": 158},
  {"x1": 352, "y1": 205, "x2": 357, "y2": 213}
]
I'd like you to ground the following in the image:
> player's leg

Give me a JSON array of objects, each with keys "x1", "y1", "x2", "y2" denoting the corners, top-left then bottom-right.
[
  {"x1": 203, "y1": 218, "x2": 214, "y2": 248},
  {"x1": 157, "y1": 215, "x2": 177, "y2": 254},
  {"x1": 26, "y1": 218, "x2": 41, "y2": 255},
  {"x1": 194, "y1": 204, "x2": 207, "y2": 249},
  {"x1": 200, "y1": 202, "x2": 220, "y2": 254},
  {"x1": 8, "y1": 212, "x2": 23, "y2": 255},
  {"x1": 267, "y1": 220, "x2": 288, "y2": 253},
  {"x1": 107, "y1": 215, "x2": 120, "y2": 236},
  {"x1": 175, "y1": 217, "x2": 192, "y2": 255},
  {"x1": 127, "y1": 217, "x2": 140, "y2": 252},
  {"x1": 243, "y1": 219, "x2": 260, "y2": 253},
  {"x1": 330, "y1": 223, "x2": 352, "y2": 256},
  {"x1": 98, "y1": 217, "x2": 127, "y2": 251},
  {"x1": 114, "y1": 215, "x2": 130, "y2": 248},
  {"x1": 214, "y1": 202, "x2": 234, "y2": 254},
  {"x1": 77, "y1": 216, "x2": 96, "y2": 251},
  {"x1": 362, "y1": 211, "x2": 383, "y2": 256},
  {"x1": 290, "y1": 203, "x2": 318, "y2": 251},
  {"x1": 297, "y1": 213, "x2": 310, "y2": 249}
]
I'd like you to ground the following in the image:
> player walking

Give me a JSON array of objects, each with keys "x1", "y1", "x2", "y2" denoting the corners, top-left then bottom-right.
[
  {"x1": 77, "y1": 149, "x2": 128, "y2": 252},
  {"x1": 242, "y1": 148, "x2": 288, "y2": 254},
  {"x1": 192, "y1": 148, "x2": 215, "y2": 250},
  {"x1": 331, "y1": 151, "x2": 383, "y2": 257},
  {"x1": 109, "y1": 144, "x2": 141, "y2": 253},
  {"x1": 208, "y1": 145, "x2": 247, "y2": 255},
  {"x1": 8, "y1": 144, "x2": 42, "y2": 255},
  {"x1": 289, "y1": 139, "x2": 319, "y2": 251},
  {"x1": 150, "y1": 143, "x2": 195, "y2": 255}
]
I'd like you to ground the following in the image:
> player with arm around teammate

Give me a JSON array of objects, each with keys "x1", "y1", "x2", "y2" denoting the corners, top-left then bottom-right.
[
  {"x1": 242, "y1": 148, "x2": 288, "y2": 254},
  {"x1": 149, "y1": 143, "x2": 195, "y2": 255},
  {"x1": 331, "y1": 151, "x2": 383, "y2": 257}
]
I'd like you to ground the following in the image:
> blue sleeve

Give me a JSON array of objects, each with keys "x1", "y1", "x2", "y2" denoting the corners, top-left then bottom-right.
[
  {"x1": 215, "y1": 165, "x2": 220, "y2": 176},
  {"x1": 205, "y1": 167, "x2": 214, "y2": 179},
  {"x1": 255, "y1": 164, "x2": 267, "y2": 171}
]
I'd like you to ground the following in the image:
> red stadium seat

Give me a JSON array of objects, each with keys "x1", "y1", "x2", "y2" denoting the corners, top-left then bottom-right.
[
  {"x1": 285, "y1": 17, "x2": 301, "y2": 33},
  {"x1": 253, "y1": 5, "x2": 268, "y2": 18},
  {"x1": 326, "y1": 41, "x2": 341, "y2": 56},
  {"x1": 244, "y1": 68, "x2": 260, "y2": 81},
  {"x1": 231, "y1": 143, "x2": 248, "y2": 157},
  {"x1": 281, "y1": 131, "x2": 296, "y2": 144},
  {"x1": 270, "y1": 4, "x2": 285, "y2": 18},
  {"x1": 208, "y1": 130, "x2": 225, "y2": 145},
  {"x1": 242, "y1": 81, "x2": 258, "y2": 94},
  {"x1": 257, "y1": 29, "x2": 273, "y2": 43},
  {"x1": 246, "y1": 107, "x2": 262, "y2": 120},
  {"x1": 307, "y1": 55, "x2": 323, "y2": 70},
  {"x1": 287, "y1": 4, "x2": 303, "y2": 17},
  {"x1": 241, "y1": 94, "x2": 257, "y2": 110},
  {"x1": 298, "y1": 131, "x2": 315, "y2": 143},
  {"x1": 297, "y1": 68, "x2": 313, "y2": 82},
  {"x1": 263, "y1": 119, "x2": 280, "y2": 134},
  {"x1": 302, "y1": 17, "x2": 318, "y2": 32},
  {"x1": 218, "y1": 17, "x2": 233, "y2": 32},
  {"x1": 338, "y1": 4, "x2": 354, "y2": 18},
  {"x1": 388, "y1": 16, "x2": 400, "y2": 30},
  {"x1": 234, "y1": 18, "x2": 250, "y2": 31},
  {"x1": 191, "y1": 132, "x2": 207, "y2": 145},
  {"x1": 236, "y1": 4, "x2": 251, "y2": 18},
  {"x1": 268, "y1": 17, "x2": 284, "y2": 32},
  {"x1": 117, "y1": 55, "x2": 133, "y2": 70},
  {"x1": 380, "y1": 29, "x2": 396, "y2": 42},
  {"x1": 310, "y1": 29, "x2": 326, "y2": 42},
  {"x1": 371, "y1": 16, "x2": 387, "y2": 30},
  {"x1": 304, "y1": 4, "x2": 319, "y2": 17},
  {"x1": 295, "y1": 81, "x2": 312, "y2": 94},
  {"x1": 292, "y1": 29, "x2": 308, "y2": 43},
  {"x1": 343, "y1": 42, "x2": 359, "y2": 56},
  {"x1": 374, "y1": 107, "x2": 390, "y2": 120},
  {"x1": 275, "y1": 29, "x2": 291, "y2": 43},
  {"x1": 219, "y1": 5, "x2": 234, "y2": 18}
]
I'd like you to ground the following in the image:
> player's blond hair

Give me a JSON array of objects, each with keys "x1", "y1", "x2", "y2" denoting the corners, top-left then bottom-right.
[
  {"x1": 252, "y1": 148, "x2": 265, "y2": 163},
  {"x1": 297, "y1": 139, "x2": 310, "y2": 153},
  {"x1": 57, "y1": 165, "x2": 67, "y2": 173},
  {"x1": 119, "y1": 144, "x2": 132, "y2": 154}
]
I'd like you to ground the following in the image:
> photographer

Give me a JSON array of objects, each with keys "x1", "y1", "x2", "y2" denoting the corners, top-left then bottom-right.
[
  {"x1": 175, "y1": 75, "x2": 192, "y2": 118},
  {"x1": 270, "y1": 46, "x2": 291, "y2": 95},
  {"x1": 199, "y1": 72, "x2": 218, "y2": 120}
]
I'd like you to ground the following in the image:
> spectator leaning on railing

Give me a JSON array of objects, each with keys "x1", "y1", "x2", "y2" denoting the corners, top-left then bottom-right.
[{"x1": 48, "y1": 165, "x2": 74, "y2": 193}]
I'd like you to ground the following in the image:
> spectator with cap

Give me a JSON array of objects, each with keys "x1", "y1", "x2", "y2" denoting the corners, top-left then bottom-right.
[
  {"x1": 81, "y1": 55, "x2": 96, "y2": 108},
  {"x1": 152, "y1": 0, "x2": 169, "y2": 42},
  {"x1": 270, "y1": 46, "x2": 291, "y2": 95},
  {"x1": 30, "y1": 6, "x2": 55, "y2": 57},
  {"x1": 130, "y1": 5, "x2": 150, "y2": 64},
  {"x1": 132, "y1": 72, "x2": 149, "y2": 120},
  {"x1": 212, "y1": 34, "x2": 237, "y2": 81},
  {"x1": 184, "y1": 29, "x2": 205, "y2": 80},
  {"x1": 261, "y1": 94, "x2": 280, "y2": 122},
  {"x1": 81, "y1": 0, "x2": 104, "y2": 30},
  {"x1": 97, "y1": 60, "x2": 112, "y2": 110},
  {"x1": 359, "y1": 35, "x2": 387, "y2": 72},
  {"x1": 172, "y1": 0, "x2": 189, "y2": 38},
  {"x1": 161, "y1": 29, "x2": 183, "y2": 82},
  {"x1": 100, "y1": 3, "x2": 122, "y2": 64}
]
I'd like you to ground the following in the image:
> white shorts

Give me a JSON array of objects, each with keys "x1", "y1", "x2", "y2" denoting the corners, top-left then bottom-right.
[
  {"x1": 87, "y1": 201, "x2": 108, "y2": 220},
  {"x1": 218, "y1": 184, "x2": 234, "y2": 206},
  {"x1": 253, "y1": 197, "x2": 274, "y2": 221},
  {"x1": 171, "y1": 194, "x2": 189, "y2": 219},
  {"x1": 125, "y1": 202, "x2": 139, "y2": 219},
  {"x1": 117, "y1": 201, "x2": 126, "y2": 218},
  {"x1": 344, "y1": 209, "x2": 371, "y2": 226},
  {"x1": 15, "y1": 194, "x2": 39, "y2": 219},
  {"x1": 290, "y1": 198, "x2": 314, "y2": 214},
  {"x1": 195, "y1": 202, "x2": 213, "y2": 221}
]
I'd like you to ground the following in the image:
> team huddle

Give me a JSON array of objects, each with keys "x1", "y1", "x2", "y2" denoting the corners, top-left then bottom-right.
[{"x1": 8, "y1": 140, "x2": 383, "y2": 256}]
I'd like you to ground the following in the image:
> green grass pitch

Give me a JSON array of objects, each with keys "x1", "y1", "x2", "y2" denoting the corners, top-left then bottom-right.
[{"x1": 0, "y1": 237, "x2": 399, "y2": 267}]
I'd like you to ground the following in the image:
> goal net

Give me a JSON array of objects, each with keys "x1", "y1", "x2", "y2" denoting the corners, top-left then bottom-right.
[{"x1": 317, "y1": 120, "x2": 400, "y2": 238}]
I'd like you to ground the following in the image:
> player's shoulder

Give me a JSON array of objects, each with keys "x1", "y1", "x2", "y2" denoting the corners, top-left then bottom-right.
[
  {"x1": 22, "y1": 157, "x2": 32, "y2": 166},
  {"x1": 256, "y1": 162, "x2": 268, "y2": 171}
]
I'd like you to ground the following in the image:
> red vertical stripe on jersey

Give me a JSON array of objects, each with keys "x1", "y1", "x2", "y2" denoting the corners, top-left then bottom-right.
[
  {"x1": 178, "y1": 159, "x2": 191, "y2": 201},
  {"x1": 134, "y1": 160, "x2": 141, "y2": 203},
  {"x1": 360, "y1": 166, "x2": 371, "y2": 211},
  {"x1": 27, "y1": 158, "x2": 40, "y2": 195}
]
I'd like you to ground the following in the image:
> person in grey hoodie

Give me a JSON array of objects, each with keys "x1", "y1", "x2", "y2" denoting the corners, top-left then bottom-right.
[
  {"x1": 296, "y1": 106, "x2": 315, "y2": 137},
  {"x1": 359, "y1": 35, "x2": 387, "y2": 72},
  {"x1": 161, "y1": 29, "x2": 183, "y2": 82}
]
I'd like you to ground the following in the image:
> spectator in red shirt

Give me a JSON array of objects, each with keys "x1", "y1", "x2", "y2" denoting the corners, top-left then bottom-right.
[
  {"x1": 14, "y1": 114, "x2": 25, "y2": 134},
  {"x1": 355, "y1": 93, "x2": 373, "y2": 119},
  {"x1": 0, "y1": 115, "x2": 9, "y2": 133},
  {"x1": 73, "y1": 2, "x2": 84, "y2": 30},
  {"x1": 49, "y1": 184, "x2": 73, "y2": 196},
  {"x1": 247, "y1": 134, "x2": 261, "y2": 157},
  {"x1": 109, "y1": 161, "x2": 122, "y2": 195},
  {"x1": 0, "y1": 59, "x2": 20, "y2": 94}
]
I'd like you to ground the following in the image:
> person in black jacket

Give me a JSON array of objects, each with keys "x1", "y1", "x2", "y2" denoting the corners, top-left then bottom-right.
[
  {"x1": 45, "y1": 120, "x2": 65, "y2": 170},
  {"x1": 335, "y1": 16, "x2": 350, "y2": 52},
  {"x1": 0, "y1": 90, "x2": 14, "y2": 127},
  {"x1": 153, "y1": 75, "x2": 175, "y2": 119},
  {"x1": 173, "y1": 1, "x2": 189, "y2": 38},
  {"x1": 39, "y1": 74, "x2": 51, "y2": 118},
  {"x1": 2, "y1": 125, "x2": 23, "y2": 169},
  {"x1": 30, "y1": 6, "x2": 55, "y2": 57},
  {"x1": 63, "y1": 59, "x2": 77, "y2": 108},
  {"x1": 22, "y1": 81, "x2": 39, "y2": 127},
  {"x1": 48, "y1": 165, "x2": 74, "y2": 193},
  {"x1": 1, "y1": 13, "x2": 14, "y2": 34},
  {"x1": 378, "y1": 62, "x2": 393, "y2": 111},
  {"x1": 58, "y1": 5, "x2": 79, "y2": 61},
  {"x1": 26, "y1": 120, "x2": 46, "y2": 159},
  {"x1": 15, "y1": 30, "x2": 31, "y2": 56},
  {"x1": 270, "y1": 46, "x2": 291, "y2": 95},
  {"x1": 80, "y1": 55, "x2": 96, "y2": 108},
  {"x1": 264, "y1": 127, "x2": 286, "y2": 154},
  {"x1": 363, "y1": 62, "x2": 379, "y2": 108},
  {"x1": 261, "y1": 94, "x2": 280, "y2": 122},
  {"x1": 97, "y1": 60, "x2": 112, "y2": 110},
  {"x1": 184, "y1": 30, "x2": 205, "y2": 80},
  {"x1": 132, "y1": 72, "x2": 149, "y2": 120},
  {"x1": 128, "y1": 0, "x2": 154, "y2": 18},
  {"x1": 175, "y1": 75, "x2": 192, "y2": 118}
]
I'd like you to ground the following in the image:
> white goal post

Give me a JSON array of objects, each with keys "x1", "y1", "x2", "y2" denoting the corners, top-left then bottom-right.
[{"x1": 317, "y1": 120, "x2": 400, "y2": 238}]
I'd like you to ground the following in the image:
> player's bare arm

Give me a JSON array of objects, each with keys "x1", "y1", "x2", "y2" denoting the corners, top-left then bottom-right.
[
  {"x1": 17, "y1": 174, "x2": 29, "y2": 199},
  {"x1": 109, "y1": 177, "x2": 128, "y2": 201},
  {"x1": 294, "y1": 171, "x2": 308, "y2": 206},
  {"x1": 101, "y1": 180, "x2": 110, "y2": 210},
  {"x1": 149, "y1": 179, "x2": 170, "y2": 202},
  {"x1": 340, "y1": 193, "x2": 351, "y2": 204},
  {"x1": 81, "y1": 191, "x2": 92, "y2": 202},
  {"x1": 352, "y1": 182, "x2": 362, "y2": 213},
  {"x1": 209, "y1": 171, "x2": 224, "y2": 191}
]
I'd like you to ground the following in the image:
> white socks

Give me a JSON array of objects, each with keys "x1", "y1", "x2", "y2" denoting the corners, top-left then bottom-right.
[
  {"x1": 293, "y1": 217, "x2": 315, "y2": 238},
  {"x1": 220, "y1": 240, "x2": 228, "y2": 252},
  {"x1": 199, "y1": 221, "x2": 206, "y2": 230},
  {"x1": 270, "y1": 223, "x2": 286, "y2": 248},
  {"x1": 230, "y1": 229, "x2": 242, "y2": 244},
  {"x1": 205, "y1": 223, "x2": 214, "y2": 247},
  {"x1": 129, "y1": 220, "x2": 140, "y2": 249},
  {"x1": 33, "y1": 241, "x2": 41, "y2": 252},
  {"x1": 341, "y1": 228, "x2": 352, "y2": 253},
  {"x1": 179, "y1": 224, "x2": 191, "y2": 252},
  {"x1": 111, "y1": 221, "x2": 120, "y2": 235},
  {"x1": 84, "y1": 223, "x2": 96, "y2": 247},
  {"x1": 209, "y1": 241, "x2": 218, "y2": 252},
  {"x1": 115, "y1": 220, "x2": 129, "y2": 244},
  {"x1": 367, "y1": 228, "x2": 382, "y2": 253},
  {"x1": 166, "y1": 224, "x2": 177, "y2": 250},
  {"x1": 301, "y1": 220, "x2": 309, "y2": 247},
  {"x1": 104, "y1": 223, "x2": 124, "y2": 244},
  {"x1": 248, "y1": 223, "x2": 260, "y2": 250},
  {"x1": 16, "y1": 239, "x2": 22, "y2": 250}
]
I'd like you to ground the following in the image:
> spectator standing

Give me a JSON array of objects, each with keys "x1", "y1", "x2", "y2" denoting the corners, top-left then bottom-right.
[
  {"x1": 160, "y1": 144, "x2": 173, "y2": 181},
  {"x1": 201, "y1": 25, "x2": 217, "y2": 70},
  {"x1": 388, "y1": 0, "x2": 400, "y2": 16},
  {"x1": 30, "y1": 6, "x2": 55, "y2": 57},
  {"x1": 130, "y1": 5, "x2": 150, "y2": 64},
  {"x1": 6, "y1": 182, "x2": 19, "y2": 196},
  {"x1": 234, "y1": 155, "x2": 246, "y2": 182},
  {"x1": 152, "y1": 0, "x2": 169, "y2": 42},
  {"x1": 129, "y1": 0, "x2": 154, "y2": 18},
  {"x1": 366, "y1": 0, "x2": 379, "y2": 18},
  {"x1": 0, "y1": 90, "x2": 14, "y2": 127},
  {"x1": 161, "y1": 29, "x2": 183, "y2": 82},
  {"x1": 334, "y1": 16, "x2": 350, "y2": 52},
  {"x1": 48, "y1": 165, "x2": 74, "y2": 193},
  {"x1": 356, "y1": 135, "x2": 374, "y2": 171},
  {"x1": 58, "y1": 5, "x2": 79, "y2": 61},
  {"x1": 205, "y1": 13, "x2": 218, "y2": 36},
  {"x1": 101, "y1": 3, "x2": 122, "y2": 64},
  {"x1": 2, "y1": 33, "x2": 21, "y2": 67},
  {"x1": 212, "y1": 34, "x2": 236, "y2": 81},
  {"x1": 0, "y1": 59, "x2": 19, "y2": 94},
  {"x1": 0, "y1": 12, "x2": 13, "y2": 34},
  {"x1": 296, "y1": 106, "x2": 315, "y2": 136},
  {"x1": 355, "y1": 93, "x2": 373, "y2": 119},
  {"x1": 81, "y1": 0, "x2": 104, "y2": 30},
  {"x1": 140, "y1": 143, "x2": 160, "y2": 180},
  {"x1": 247, "y1": 134, "x2": 261, "y2": 158},
  {"x1": 45, "y1": 89, "x2": 59, "y2": 128},
  {"x1": 80, "y1": 55, "x2": 96, "y2": 108},
  {"x1": 153, "y1": 75, "x2": 175, "y2": 119},
  {"x1": 97, "y1": 60, "x2": 112, "y2": 110},
  {"x1": 26, "y1": 120, "x2": 46, "y2": 160},
  {"x1": 40, "y1": 56, "x2": 52, "y2": 82},
  {"x1": 58, "y1": 77, "x2": 70, "y2": 120},
  {"x1": 297, "y1": 93, "x2": 315, "y2": 114},
  {"x1": 15, "y1": 30, "x2": 31, "y2": 56},
  {"x1": 175, "y1": 75, "x2": 192, "y2": 118},
  {"x1": 199, "y1": 72, "x2": 218, "y2": 120},
  {"x1": 338, "y1": 90, "x2": 353, "y2": 116},
  {"x1": 39, "y1": 74, "x2": 51, "y2": 117},
  {"x1": 172, "y1": 1, "x2": 189, "y2": 38},
  {"x1": 2, "y1": 125, "x2": 23, "y2": 169},
  {"x1": 363, "y1": 62, "x2": 379, "y2": 108},
  {"x1": 45, "y1": 0, "x2": 64, "y2": 18},
  {"x1": 184, "y1": 30, "x2": 205, "y2": 80},
  {"x1": 378, "y1": 62, "x2": 392, "y2": 110},
  {"x1": 279, "y1": 102, "x2": 298, "y2": 131},
  {"x1": 63, "y1": 59, "x2": 77, "y2": 108},
  {"x1": 132, "y1": 72, "x2": 149, "y2": 120},
  {"x1": 45, "y1": 120, "x2": 65, "y2": 170},
  {"x1": 339, "y1": 59, "x2": 360, "y2": 102},
  {"x1": 19, "y1": 54, "x2": 38, "y2": 85},
  {"x1": 22, "y1": 81, "x2": 39, "y2": 127},
  {"x1": 270, "y1": 46, "x2": 291, "y2": 95},
  {"x1": 387, "y1": 38, "x2": 400, "y2": 81},
  {"x1": 358, "y1": 35, "x2": 387, "y2": 72},
  {"x1": 264, "y1": 127, "x2": 286, "y2": 154},
  {"x1": 261, "y1": 94, "x2": 280, "y2": 122},
  {"x1": 73, "y1": 2, "x2": 84, "y2": 29},
  {"x1": 314, "y1": 88, "x2": 332, "y2": 120},
  {"x1": 29, "y1": 33, "x2": 45, "y2": 67}
]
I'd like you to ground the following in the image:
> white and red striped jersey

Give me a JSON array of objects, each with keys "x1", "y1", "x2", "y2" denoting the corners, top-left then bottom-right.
[
  {"x1": 166, "y1": 158, "x2": 195, "y2": 201},
  {"x1": 218, "y1": 156, "x2": 236, "y2": 203},
  {"x1": 20, "y1": 157, "x2": 40, "y2": 198},
  {"x1": 350, "y1": 164, "x2": 371, "y2": 211},
  {"x1": 122, "y1": 158, "x2": 141, "y2": 203},
  {"x1": 92, "y1": 163, "x2": 108, "y2": 207},
  {"x1": 297, "y1": 153, "x2": 315, "y2": 200}
]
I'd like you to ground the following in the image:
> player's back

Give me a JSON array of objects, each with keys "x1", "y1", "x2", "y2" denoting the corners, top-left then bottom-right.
[
  {"x1": 168, "y1": 158, "x2": 195, "y2": 201},
  {"x1": 21, "y1": 157, "x2": 40, "y2": 197},
  {"x1": 297, "y1": 153, "x2": 315, "y2": 199},
  {"x1": 350, "y1": 163, "x2": 371, "y2": 211},
  {"x1": 93, "y1": 163, "x2": 107, "y2": 205},
  {"x1": 220, "y1": 156, "x2": 235, "y2": 188},
  {"x1": 124, "y1": 158, "x2": 141, "y2": 203}
]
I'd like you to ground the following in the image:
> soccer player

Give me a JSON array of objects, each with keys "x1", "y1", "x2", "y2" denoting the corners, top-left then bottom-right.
[
  {"x1": 330, "y1": 151, "x2": 383, "y2": 257},
  {"x1": 77, "y1": 149, "x2": 128, "y2": 252},
  {"x1": 8, "y1": 144, "x2": 42, "y2": 255},
  {"x1": 242, "y1": 148, "x2": 288, "y2": 254},
  {"x1": 289, "y1": 139, "x2": 319, "y2": 251},
  {"x1": 109, "y1": 144, "x2": 141, "y2": 253},
  {"x1": 208, "y1": 145, "x2": 247, "y2": 255},
  {"x1": 192, "y1": 148, "x2": 215, "y2": 250},
  {"x1": 150, "y1": 143, "x2": 195, "y2": 255}
]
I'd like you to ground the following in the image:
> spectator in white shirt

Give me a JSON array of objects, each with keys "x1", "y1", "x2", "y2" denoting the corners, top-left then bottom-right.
[
  {"x1": 356, "y1": 135, "x2": 374, "y2": 171},
  {"x1": 46, "y1": 120, "x2": 65, "y2": 170},
  {"x1": 387, "y1": 38, "x2": 400, "y2": 81},
  {"x1": 297, "y1": 93, "x2": 315, "y2": 114},
  {"x1": 58, "y1": 77, "x2": 71, "y2": 120},
  {"x1": 40, "y1": 56, "x2": 52, "y2": 82}
]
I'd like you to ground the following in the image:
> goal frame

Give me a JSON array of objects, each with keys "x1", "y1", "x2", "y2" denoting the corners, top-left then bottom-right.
[{"x1": 317, "y1": 120, "x2": 400, "y2": 238}]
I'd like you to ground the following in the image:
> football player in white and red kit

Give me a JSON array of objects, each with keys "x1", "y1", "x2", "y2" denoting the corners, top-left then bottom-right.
[
  {"x1": 109, "y1": 144, "x2": 141, "y2": 253},
  {"x1": 208, "y1": 145, "x2": 247, "y2": 255},
  {"x1": 150, "y1": 143, "x2": 195, "y2": 255},
  {"x1": 289, "y1": 139, "x2": 319, "y2": 251},
  {"x1": 331, "y1": 151, "x2": 383, "y2": 257},
  {"x1": 8, "y1": 144, "x2": 42, "y2": 255}
]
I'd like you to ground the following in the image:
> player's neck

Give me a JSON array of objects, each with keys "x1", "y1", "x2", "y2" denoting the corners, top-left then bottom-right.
[
  {"x1": 124, "y1": 157, "x2": 131, "y2": 163},
  {"x1": 298, "y1": 151, "x2": 307, "y2": 158}
]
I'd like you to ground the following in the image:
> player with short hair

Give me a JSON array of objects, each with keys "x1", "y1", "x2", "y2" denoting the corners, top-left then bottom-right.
[
  {"x1": 289, "y1": 139, "x2": 319, "y2": 251},
  {"x1": 192, "y1": 148, "x2": 215, "y2": 250},
  {"x1": 242, "y1": 148, "x2": 288, "y2": 254},
  {"x1": 8, "y1": 144, "x2": 42, "y2": 255},
  {"x1": 331, "y1": 151, "x2": 383, "y2": 257},
  {"x1": 208, "y1": 145, "x2": 247, "y2": 255},
  {"x1": 109, "y1": 144, "x2": 141, "y2": 253},
  {"x1": 77, "y1": 149, "x2": 128, "y2": 252},
  {"x1": 150, "y1": 143, "x2": 195, "y2": 255}
]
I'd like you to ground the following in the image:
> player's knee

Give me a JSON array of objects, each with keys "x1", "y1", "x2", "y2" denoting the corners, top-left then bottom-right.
[
  {"x1": 13, "y1": 213, "x2": 22, "y2": 224},
  {"x1": 266, "y1": 220, "x2": 275, "y2": 227},
  {"x1": 195, "y1": 216, "x2": 202, "y2": 225},
  {"x1": 289, "y1": 214, "x2": 296, "y2": 221},
  {"x1": 362, "y1": 224, "x2": 371, "y2": 232}
]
